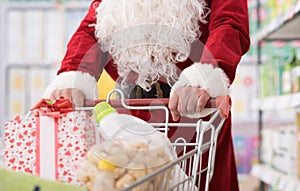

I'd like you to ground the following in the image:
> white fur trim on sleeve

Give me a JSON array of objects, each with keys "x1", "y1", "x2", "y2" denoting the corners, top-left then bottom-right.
[
  {"x1": 43, "y1": 71, "x2": 98, "y2": 100},
  {"x1": 171, "y1": 63, "x2": 230, "y2": 97},
  {"x1": 170, "y1": 63, "x2": 230, "y2": 118}
]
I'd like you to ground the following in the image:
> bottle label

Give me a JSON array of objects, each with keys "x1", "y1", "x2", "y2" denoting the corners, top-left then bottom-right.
[{"x1": 99, "y1": 114, "x2": 122, "y2": 139}]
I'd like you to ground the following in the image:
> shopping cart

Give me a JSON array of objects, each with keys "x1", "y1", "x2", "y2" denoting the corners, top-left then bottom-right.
[{"x1": 82, "y1": 89, "x2": 231, "y2": 191}]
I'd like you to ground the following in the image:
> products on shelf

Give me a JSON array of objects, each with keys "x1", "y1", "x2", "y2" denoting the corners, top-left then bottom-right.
[
  {"x1": 260, "y1": 46, "x2": 300, "y2": 97},
  {"x1": 267, "y1": 0, "x2": 297, "y2": 20},
  {"x1": 282, "y1": 48, "x2": 300, "y2": 94},
  {"x1": 260, "y1": 54, "x2": 286, "y2": 97},
  {"x1": 282, "y1": 56, "x2": 294, "y2": 94},
  {"x1": 261, "y1": 125, "x2": 298, "y2": 177},
  {"x1": 290, "y1": 49, "x2": 300, "y2": 93},
  {"x1": 251, "y1": 0, "x2": 300, "y2": 190},
  {"x1": 234, "y1": 135, "x2": 259, "y2": 174}
]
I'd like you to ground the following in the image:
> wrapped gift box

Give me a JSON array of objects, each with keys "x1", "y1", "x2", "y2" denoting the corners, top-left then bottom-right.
[{"x1": 4, "y1": 98, "x2": 100, "y2": 185}]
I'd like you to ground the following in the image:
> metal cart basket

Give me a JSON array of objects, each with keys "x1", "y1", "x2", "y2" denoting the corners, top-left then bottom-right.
[{"x1": 83, "y1": 89, "x2": 231, "y2": 191}]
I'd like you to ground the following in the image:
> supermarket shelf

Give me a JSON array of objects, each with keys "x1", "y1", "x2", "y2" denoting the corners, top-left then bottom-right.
[
  {"x1": 252, "y1": 93, "x2": 300, "y2": 111},
  {"x1": 251, "y1": 0, "x2": 300, "y2": 44},
  {"x1": 251, "y1": 164, "x2": 300, "y2": 190},
  {"x1": 2, "y1": 1, "x2": 90, "y2": 11}
]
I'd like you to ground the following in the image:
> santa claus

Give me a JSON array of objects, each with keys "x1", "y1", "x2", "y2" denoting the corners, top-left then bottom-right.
[{"x1": 43, "y1": 0, "x2": 250, "y2": 190}]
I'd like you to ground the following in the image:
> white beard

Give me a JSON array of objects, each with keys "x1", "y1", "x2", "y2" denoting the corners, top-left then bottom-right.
[{"x1": 94, "y1": 0, "x2": 209, "y2": 91}]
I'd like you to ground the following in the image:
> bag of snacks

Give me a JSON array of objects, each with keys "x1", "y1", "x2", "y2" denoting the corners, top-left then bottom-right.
[{"x1": 77, "y1": 102, "x2": 177, "y2": 190}]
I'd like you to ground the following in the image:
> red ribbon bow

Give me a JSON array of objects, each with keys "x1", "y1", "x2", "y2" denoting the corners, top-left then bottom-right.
[{"x1": 31, "y1": 97, "x2": 74, "y2": 118}]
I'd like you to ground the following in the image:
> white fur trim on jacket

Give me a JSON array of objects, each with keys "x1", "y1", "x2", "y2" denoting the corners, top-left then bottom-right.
[
  {"x1": 170, "y1": 63, "x2": 230, "y2": 118},
  {"x1": 171, "y1": 63, "x2": 230, "y2": 97},
  {"x1": 43, "y1": 71, "x2": 98, "y2": 100}
]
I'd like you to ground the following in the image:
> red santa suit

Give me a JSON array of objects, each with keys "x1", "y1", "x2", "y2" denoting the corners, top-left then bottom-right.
[{"x1": 44, "y1": 0, "x2": 250, "y2": 190}]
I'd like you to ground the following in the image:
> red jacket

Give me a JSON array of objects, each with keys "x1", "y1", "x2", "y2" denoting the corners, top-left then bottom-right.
[
  {"x1": 52, "y1": 2, "x2": 250, "y2": 190},
  {"x1": 58, "y1": 0, "x2": 250, "y2": 85}
]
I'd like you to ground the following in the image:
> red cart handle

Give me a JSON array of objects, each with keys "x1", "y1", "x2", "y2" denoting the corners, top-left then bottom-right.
[{"x1": 84, "y1": 96, "x2": 231, "y2": 118}]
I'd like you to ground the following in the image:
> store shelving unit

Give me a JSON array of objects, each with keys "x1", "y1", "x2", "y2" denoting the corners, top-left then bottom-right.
[
  {"x1": 252, "y1": 92, "x2": 300, "y2": 111},
  {"x1": 251, "y1": 0, "x2": 300, "y2": 44},
  {"x1": 0, "y1": 2, "x2": 6, "y2": 131},
  {"x1": 0, "y1": 1, "x2": 90, "y2": 128},
  {"x1": 252, "y1": 0, "x2": 300, "y2": 190},
  {"x1": 2, "y1": 1, "x2": 90, "y2": 10},
  {"x1": 251, "y1": 164, "x2": 300, "y2": 190}
]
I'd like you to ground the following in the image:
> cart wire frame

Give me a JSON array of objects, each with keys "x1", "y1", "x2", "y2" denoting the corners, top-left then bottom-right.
[{"x1": 77, "y1": 89, "x2": 227, "y2": 191}]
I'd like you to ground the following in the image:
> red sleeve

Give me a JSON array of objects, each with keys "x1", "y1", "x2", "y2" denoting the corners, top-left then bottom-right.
[
  {"x1": 58, "y1": 0, "x2": 104, "y2": 80},
  {"x1": 200, "y1": 0, "x2": 250, "y2": 84}
]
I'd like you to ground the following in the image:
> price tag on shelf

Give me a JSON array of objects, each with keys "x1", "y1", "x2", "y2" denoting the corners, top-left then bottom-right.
[
  {"x1": 251, "y1": 164, "x2": 263, "y2": 178},
  {"x1": 275, "y1": 94, "x2": 292, "y2": 110},
  {"x1": 261, "y1": 97, "x2": 277, "y2": 111},
  {"x1": 251, "y1": 98, "x2": 261, "y2": 110},
  {"x1": 261, "y1": 167, "x2": 276, "y2": 185},
  {"x1": 286, "y1": 179, "x2": 297, "y2": 191},
  {"x1": 289, "y1": 93, "x2": 300, "y2": 108},
  {"x1": 252, "y1": 164, "x2": 300, "y2": 190}
]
